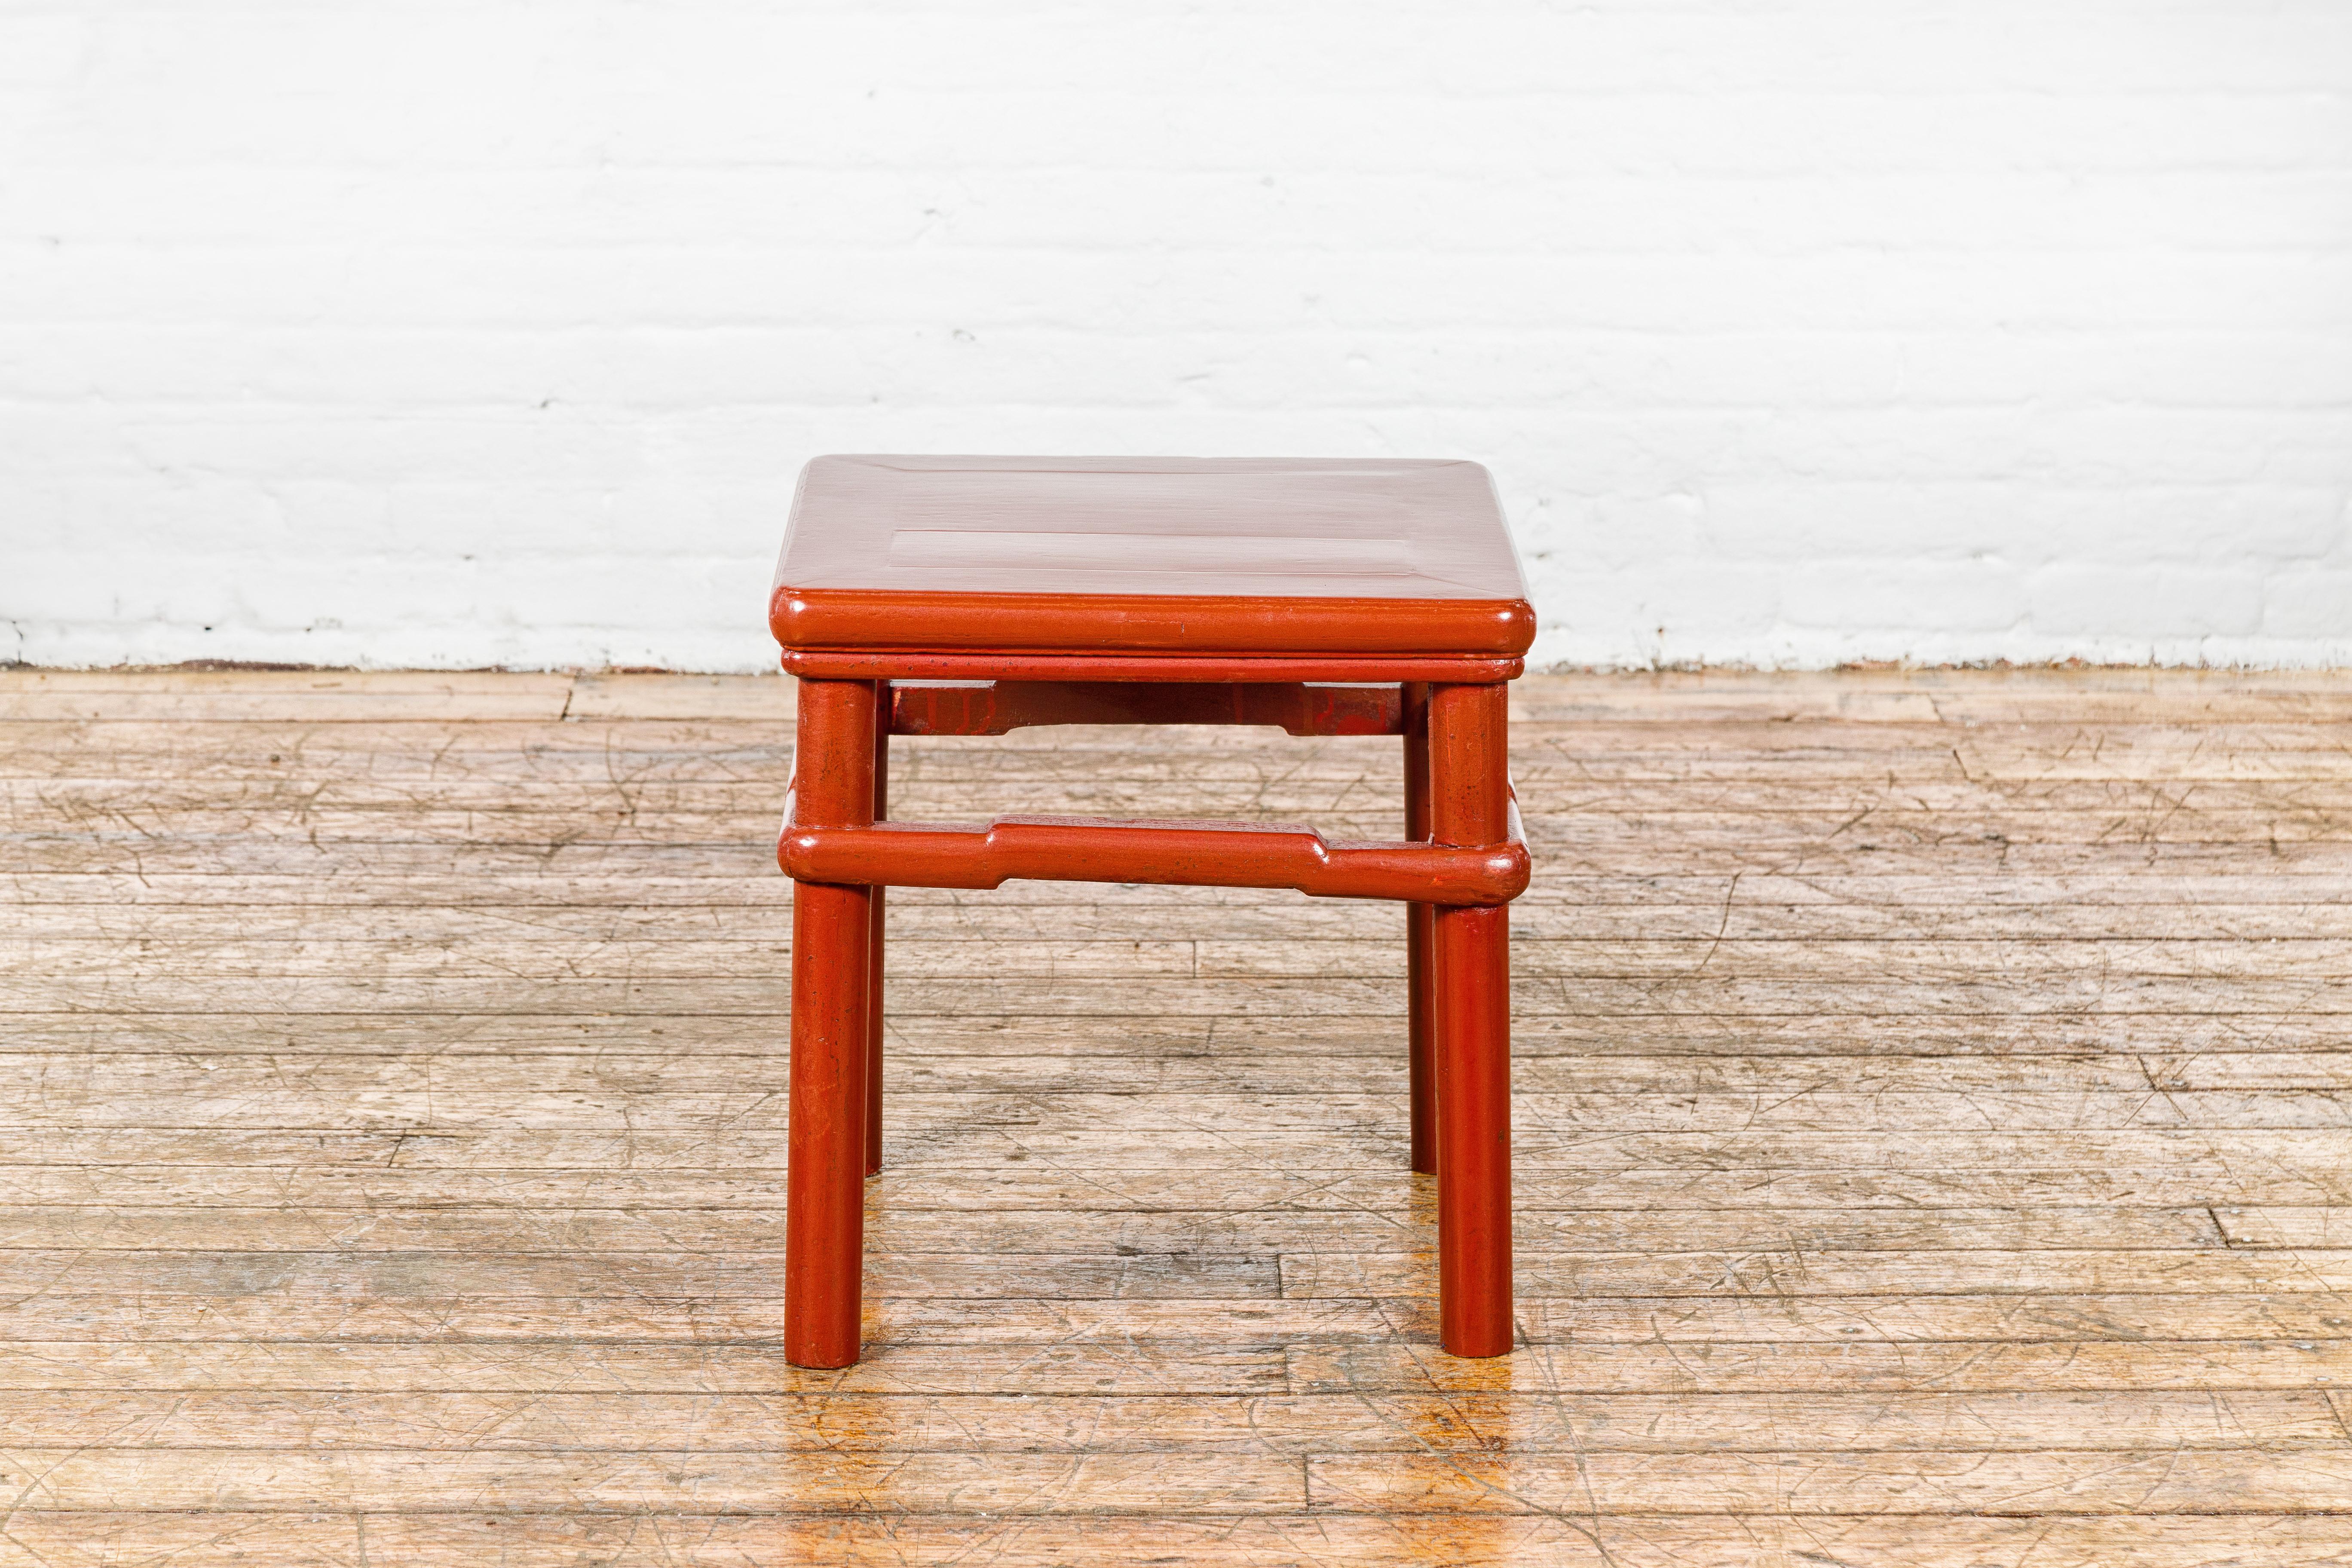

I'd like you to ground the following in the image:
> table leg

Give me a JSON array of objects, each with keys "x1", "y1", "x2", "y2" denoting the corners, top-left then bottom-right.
[
  {"x1": 867, "y1": 681, "x2": 891, "y2": 1177},
  {"x1": 1403, "y1": 682, "x2": 1436, "y2": 1176},
  {"x1": 786, "y1": 677, "x2": 876, "y2": 1369},
  {"x1": 1430, "y1": 681, "x2": 1513, "y2": 1358}
]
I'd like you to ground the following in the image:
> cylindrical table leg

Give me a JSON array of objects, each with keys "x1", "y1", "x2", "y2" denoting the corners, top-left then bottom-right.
[
  {"x1": 1403, "y1": 682, "x2": 1436, "y2": 1176},
  {"x1": 1434, "y1": 901, "x2": 1511, "y2": 1356},
  {"x1": 867, "y1": 681, "x2": 891, "y2": 1178},
  {"x1": 786, "y1": 678, "x2": 876, "y2": 1370},
  {"x1": 1430, "y1": 681, "x2": 1513, "y2": 1358}
]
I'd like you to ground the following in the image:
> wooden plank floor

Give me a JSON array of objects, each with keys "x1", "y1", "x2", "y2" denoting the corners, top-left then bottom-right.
[{"x1": 3, "y1": 667, "x2": 2351, "y2": 1566}]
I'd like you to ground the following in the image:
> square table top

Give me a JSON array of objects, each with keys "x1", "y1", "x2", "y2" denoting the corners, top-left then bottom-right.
[{"x1": 771, "y1": 456, "x2": 1535, "y2": 660}]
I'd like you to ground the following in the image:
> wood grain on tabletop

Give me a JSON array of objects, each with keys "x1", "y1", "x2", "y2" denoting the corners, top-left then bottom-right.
[{"x1": 1, "y1": 666, "x2": 2349, "y2": 1566}]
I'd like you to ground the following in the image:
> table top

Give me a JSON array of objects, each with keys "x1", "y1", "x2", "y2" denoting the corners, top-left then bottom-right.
[
  {"x1": 779, "y1": 455, "x2": 1527, "y2": 600},
  {"x1": 772, "y1": 455, "x2": 1535, "y2": 660}
]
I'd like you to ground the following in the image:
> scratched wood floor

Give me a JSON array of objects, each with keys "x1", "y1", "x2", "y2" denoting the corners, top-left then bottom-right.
[{"x1": 3, "y1": 668, "x2": 2351, "y2": 1566}]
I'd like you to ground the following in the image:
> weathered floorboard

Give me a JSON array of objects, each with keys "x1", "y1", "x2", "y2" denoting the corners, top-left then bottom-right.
[{"x1": 1, "y1": 667, "x2": 2348, "y2": 1565}]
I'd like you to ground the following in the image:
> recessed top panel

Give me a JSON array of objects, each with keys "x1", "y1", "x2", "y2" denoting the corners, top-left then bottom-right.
[{"x1": 778, "y1": 455, "x2": 1527, "y2": 601}]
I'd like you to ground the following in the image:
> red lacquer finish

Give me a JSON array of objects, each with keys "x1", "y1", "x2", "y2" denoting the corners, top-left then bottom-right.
[
  {"x1": 784, "y1": 678, "x2": 876, "y2": 1370},
  {"x1": 1403, "y1": 683, "x2": 1437, "y2": 1177},
  {"x1": 774, "y1": 456, "x2": 1535, "y2": 657},
  {"x1": 867, "y1": 681, "x2": 890, "y2": 1179},
  {"x1": 781, "y1": 810, "x2": 1527, "y2": 907},
  {"x1": 1430, "y1": 682, "x2": 1514, "y2": 1358},
  {"x1": 775, "y1": 589, "x2": 1536, "y2": 658},
  {"x1": 784, "y1": 649, "x2": 1522, "y2": 684},
  {"x1": 891, "y1": 680, "x2": 1404, "y2": 738},
  {"x1": 775, "y1": 454, "x2": 1526, "y2": 1369}
]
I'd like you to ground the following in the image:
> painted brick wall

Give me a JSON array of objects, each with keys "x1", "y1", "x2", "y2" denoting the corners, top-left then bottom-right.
[{"x1": 6, "y1": 0, "x2": 2349, "y2": 671}]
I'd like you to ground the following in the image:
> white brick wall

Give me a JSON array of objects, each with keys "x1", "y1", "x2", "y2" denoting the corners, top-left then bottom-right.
[{"x1": 5, "y1": 0, "x2": 2349, "y2": 671}]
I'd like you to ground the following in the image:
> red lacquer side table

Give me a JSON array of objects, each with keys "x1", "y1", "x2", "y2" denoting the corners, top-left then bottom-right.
[{"x1": 771, "y1": 455, "x2": 1534, "y2": 1368}]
